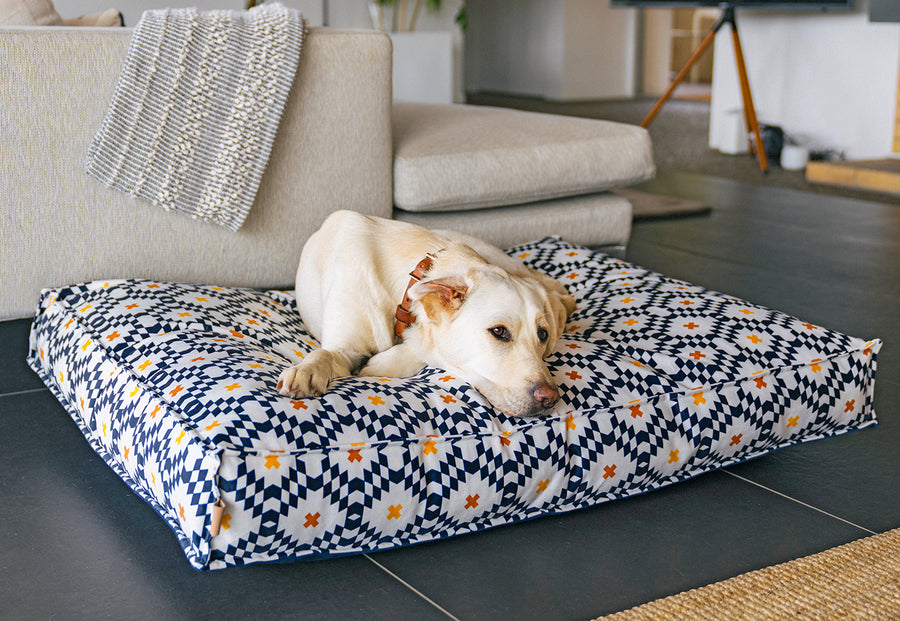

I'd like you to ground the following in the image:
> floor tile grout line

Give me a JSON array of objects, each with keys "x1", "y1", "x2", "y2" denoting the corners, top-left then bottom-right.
[
  {"x1": 722, "y1": 470, "x2": 877, "y2": 535},
  {"x1": 363, "y1": 554, "x2": 462, "y2": 621},
  {"x1": 0, "y1": 387, "x2": 49, "y2": 398}
]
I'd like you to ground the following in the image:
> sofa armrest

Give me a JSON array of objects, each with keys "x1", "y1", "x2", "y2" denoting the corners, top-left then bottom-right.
[{"x1": 0, "y1": 26, "x2": 393, "y2": 319}]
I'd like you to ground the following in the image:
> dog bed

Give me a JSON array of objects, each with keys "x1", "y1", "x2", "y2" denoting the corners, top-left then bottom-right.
[{"x1": 27, "y1": 238, "x2": 880, "y2": 570}]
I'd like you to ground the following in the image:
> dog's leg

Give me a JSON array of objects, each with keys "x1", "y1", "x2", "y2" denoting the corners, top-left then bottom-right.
[
  {"x1": 358, "y1": 343, "x2": 426, "y2": 379},
  {"x1": 277, "y1": 348, "x2": 366, "y2": 398}
]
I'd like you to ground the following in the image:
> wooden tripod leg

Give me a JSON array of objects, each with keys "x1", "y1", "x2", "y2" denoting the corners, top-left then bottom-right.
[
  {"x1": 641, "y1": 25, "x2": 718, "y2": 128},
  {"x1": 730, "y1": 23, "x2": 769, "y2": 172}
]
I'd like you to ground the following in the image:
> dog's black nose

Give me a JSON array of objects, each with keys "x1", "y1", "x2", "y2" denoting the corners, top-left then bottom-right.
[{"x1": 533, "y1": 382, "x2": 560, "y2": 409}]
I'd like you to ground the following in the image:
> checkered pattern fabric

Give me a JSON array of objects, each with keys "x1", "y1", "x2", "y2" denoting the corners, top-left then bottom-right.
[{"x1": 27, "y1": 238, "x2": 880, "y2": 570}]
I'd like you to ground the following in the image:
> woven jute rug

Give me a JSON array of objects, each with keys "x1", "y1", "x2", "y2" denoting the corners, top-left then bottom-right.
[{"x1": 596, "y1": 528, "x2": 900, "y2": 620}]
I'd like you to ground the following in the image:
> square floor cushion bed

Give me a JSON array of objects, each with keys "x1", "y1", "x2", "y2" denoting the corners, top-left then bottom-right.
[{"x1": 28, "y1": 238, "x2": 880, "y2": 570}]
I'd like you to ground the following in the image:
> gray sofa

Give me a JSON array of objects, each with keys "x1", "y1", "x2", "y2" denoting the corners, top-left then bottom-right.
[{"x1": 1, "y1": 26, "x2": 653, "y2": 320}]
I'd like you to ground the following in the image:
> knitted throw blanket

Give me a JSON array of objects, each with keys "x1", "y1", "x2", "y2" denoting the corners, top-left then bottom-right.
[{"x1": 86, "y1": 4, "x2": 306, "y2": 232}]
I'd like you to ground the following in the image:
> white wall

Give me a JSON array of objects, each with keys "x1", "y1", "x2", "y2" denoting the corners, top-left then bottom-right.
[{"x1": 710, "y1": 2, "x2": 900, "y2": 159}]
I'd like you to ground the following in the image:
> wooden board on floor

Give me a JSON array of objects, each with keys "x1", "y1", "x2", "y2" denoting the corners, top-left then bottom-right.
[{"x1": 806, "y1": 158, "x2": 900, "y2": 196}]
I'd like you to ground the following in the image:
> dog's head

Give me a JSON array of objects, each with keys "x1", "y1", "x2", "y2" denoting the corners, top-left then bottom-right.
[{"x1": 406, "y1": 262, "x2": 576, "y2": 418}]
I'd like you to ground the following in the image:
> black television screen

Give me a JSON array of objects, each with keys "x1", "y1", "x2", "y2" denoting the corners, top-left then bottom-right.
[{"x1": 610, "y1": 0, "x2": 853, "y2": 8}]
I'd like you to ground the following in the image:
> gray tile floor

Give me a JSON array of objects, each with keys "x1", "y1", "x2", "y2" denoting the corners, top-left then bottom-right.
[{"x1": 2, "y1": 172, "x2": 897, "y2": 620}]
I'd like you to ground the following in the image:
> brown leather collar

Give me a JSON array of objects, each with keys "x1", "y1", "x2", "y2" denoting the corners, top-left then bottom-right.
[{"x1": 394, "y1": 252, "x2": 438, "y2": 339}]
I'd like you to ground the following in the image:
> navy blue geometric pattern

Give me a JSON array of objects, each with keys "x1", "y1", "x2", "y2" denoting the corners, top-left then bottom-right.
[{"x1": 27, "y1": 238, "x2": 880, "y2": 570}]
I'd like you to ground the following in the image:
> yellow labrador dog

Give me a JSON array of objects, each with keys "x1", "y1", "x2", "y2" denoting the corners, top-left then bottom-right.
[{"x1": 276, "y1": 211, "x2": 576, "y2": 417}]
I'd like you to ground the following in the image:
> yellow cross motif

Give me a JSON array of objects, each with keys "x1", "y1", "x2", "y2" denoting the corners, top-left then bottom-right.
[
  {"x1": 423, "y1": 439, "x2": 438, "y2": 455},
  {"x1": 150, "y1": 405, "x2": 161, "y2": 418},
  {"x1": 129, "y1": 386, "x2": 139, "y2": 397},
  {"x1": 178, "y1": 312, "x2": 191, "y2": 318},
  {"x1": 138, "y1": 360, "x2": 152, "y2": 371},
  {"x1": 787, "y1": 415, "x2": 800, "y2": 428},
  {"x1": 195, "y1": 297, "x2": 208, "y2": 302},
  {"x1": 58, "y1": 370, "x2": 65, "y2": 384},
  {"x1": 739, "y1": 308, "x2": 754, "y2": 315},
  {"x1": 102, "y1": 423, "x2": 108, "y2": 437},
  {"x1": 205, "y1": 420, "x2": 220, "y2": 431},
  {"x1": 668, "y1": 449, "x2": 680, "y2": 464},
  {"x1": 265, "y1": 455, "x2": 280, "y2": 469},
  {"x1": 517, "y1": 252, "x2": 530, "y2": 259},
  {"x1": 693, "y1": 392, "x2": 706, "y2": 406},
  {"x1": 248, "y1": 364, "x2": 263, "y2": 369},
  {"x1": 368, "y1": 395, "x2": 385, "y2": 406},
  {"x1": 293, "y1": 349, "x2": 305, "y2": 359},
  {"x1": 81, "y1": 339, "x2": 92, "y2": 352},
  {"x1": 122, "y1": 445, "x2": 130, "y2": 461},
  {"x1": 225, "y1": 383, "x2": 241, "y2": 391},
  {"x1": 623, "y1": 318, "x2": 639, "y2": 327},
  {"x1": 621, "y1": 297, "x2": 634, "y2": 304},
  {"x1": 221, "y1": 513, "x2": 232, "y2": 530},
  {"x1": 175, "y1": 430, "x2": 186, "y2": 445},
  {"x1": 747, "y1": 334, "x2": 762, "y2": 344},
  {"x1": 566, "y1": 415, "x2": 576, "y2": 430},
  {"x1": 810, "y1": 359, "x2": 823, "y2": 373},
  {"x1": 387, "y1": 504, "x2": 402, "y2": 520}
]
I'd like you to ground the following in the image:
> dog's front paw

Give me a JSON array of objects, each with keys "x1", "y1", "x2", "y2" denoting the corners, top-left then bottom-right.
[
  {"x1": 276, "y1": 362, "x2": 329, "y2": 398},
  {"x1": 276, "y1": 349, "x2": 355, "y2": 398}
]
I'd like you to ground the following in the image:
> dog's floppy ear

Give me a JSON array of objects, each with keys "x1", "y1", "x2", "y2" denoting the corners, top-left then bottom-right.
[{"x1": 410, "y1": 276, "x2": 469, "y2": 321}]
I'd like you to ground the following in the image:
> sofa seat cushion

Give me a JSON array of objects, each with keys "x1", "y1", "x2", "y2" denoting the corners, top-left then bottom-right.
[
  {"x1": 28, "y1": 238, "x2": 880, "y2": 570},
  {"x1": 392, "y1": 103, "x2": 655, "y2": 212},
  {"x1": 394, "y1": 191, "x2": 632, "y2": 249}
]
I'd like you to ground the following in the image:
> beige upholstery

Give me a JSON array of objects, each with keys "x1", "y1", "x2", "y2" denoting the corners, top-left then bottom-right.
[
  {"x1": 393, "y1": 102, "x2": 655, "y2": 212},
  {"x1": 1, "y1": 27, "x2": 393, "y2": 319},
  {"x1": 394, "y1": 191, "x2": 632, "y2": 250},
  {"x1": 0, "y1": 0, "x2": 62, "y2": 25}
]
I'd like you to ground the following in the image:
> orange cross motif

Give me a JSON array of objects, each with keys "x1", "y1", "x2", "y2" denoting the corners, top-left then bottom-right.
[
  {"x1": 693, "y1": 392, "x2": 706, "y2": 406},
  {"x1": 179, "y1": 504, "x2": 186, "y2": 521},
  {"x1": 730, "y1": 434, "x2": 742, "y2": 446},
  {"x1": 106, "y1": 331, "x2": 120, "y2": 341},
  {"x1": 787, "y1": 415, "x2": 800, "y2": 428},
  {"x1": 368, "y1": 395, "x2": 385, "y2": 406},
  {"x1": 603, "y1": 465, "x2": 616, "y2": 480},
  {"x1": 747, "y1": 334, "x2": 762, "y2": 344},
  {"x1": 170, "y1": 384, "x2": 184, "y2": 397},
  {"x1": 178, "y1": 312, "x2": 191, "y2": 318},
  {"x1": 688, "y1": 351, "x2": 705, "y2": 360},
  {"x1": 844, "y1": 399, "x2": 856, "y2": 413},
  {"x1": 264, "y1": 455, "x2": 280, "y2": 469},
  {"x1": 680, "y1": 300, "x2": 694, "y2": 306},
  {"x1": 739, "y1": 309, "x2": 754, "y2": 315},
  {"x1": 566, "y1": 370, "x2": 582, "y2": 381},
  {"x1": 304, "y1": 512, "x2": 320, "y2": 528},
  {"x1": 150, "y1": 405, "x2": 161, "y2": 419},
  {"x1": 567, "y1": 272, "x2": 579, "y2": 280},
  {"x1": 439, "y1": 375, "x2": 454, "y2": 382},
  {"x1": 624, "y1": 318, "x2": 639, "y2": 327},
  {"x1": 126, "y1": 303, "x2": 139, "y2": 309},
  {"x1": 205, "y1": 420, "x2": 220, "y2": 431},
  {"x1": 754, "y1": 377, "x2": 767, "y2": 389},
  {"x1": 566, "y1": 343, "x2": 581, "y2": 349},
  {"x1": 229, "y1": 330, "x2": 245, "y2": 338},
  {"x1": 683, "y1": 322, "x2": 699, "y2": 330},
  {"x1": 668, "y1": 449, "x2": 680, "y2": 464},
  {"x1": 517, "y1": 252, "x2": 530, "y2": 259},
  {"x1": 387, "y1": 504, "x2": 402, "y2": 520},
  {"x1": 347, "y1": 449, "x2": 362, "y2": 463},
  {"x1": 195, "y1": 297, "x2": 208, "y2": 302},
  {"x1": 465, "y1": 494, "x2": 479, "y2": 509},
  {"x1": 138, "y1": 360, "x2": 152, "y2": 371},
  {"x1": 291, "y1": 400, "x2": 307, "y2": 410},
  {"x1": 423, "y1": 439, "x2": 438, "y2": 455},
  {"x1": 221, "y1": 513, "x2": 232, "y2": 530},
  {"x1": 225, "y1": 383, "x2": 241, "y2": 391},
  {"x1": 802, "y1": 323, "x2": 817, "y2": 330},
  {"x1": 122, "y1": 445, "x2": 130, "y2": 461},
  {"x1": 536, "y1": 478, "x2": 549, "y2": 493},
  {"x1": 81, "y1": 339, "x2": 93, "y2": 351},
  {"x1": 441, "y1": 395, "x2": 456, "y2": 404},
  {"x1": 810, "y1": 359, "x2": 823, "y2": 373},
  {"x1": 629, "y1": 404, "x2": 643, "y2": 419},
  {"x1": 621, "y1": 297, "x2": 635, "y2": 304},
  {"x1": 566, "y1": 415, "x2": 576, "y2": 430}
]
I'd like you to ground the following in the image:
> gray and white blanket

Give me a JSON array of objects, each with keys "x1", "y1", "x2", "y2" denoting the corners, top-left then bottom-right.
[{"x1": 86, "y1": 3, "x2": 306, "y2": 232}]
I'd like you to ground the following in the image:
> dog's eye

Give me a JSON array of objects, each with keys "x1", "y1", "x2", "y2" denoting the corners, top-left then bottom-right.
[
  {"x1": 489, "y1": 325, "x2": 512, "y2": 342},
  {"x1": 537, "y1": 327, "x2": 548, "y2": 343}
]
